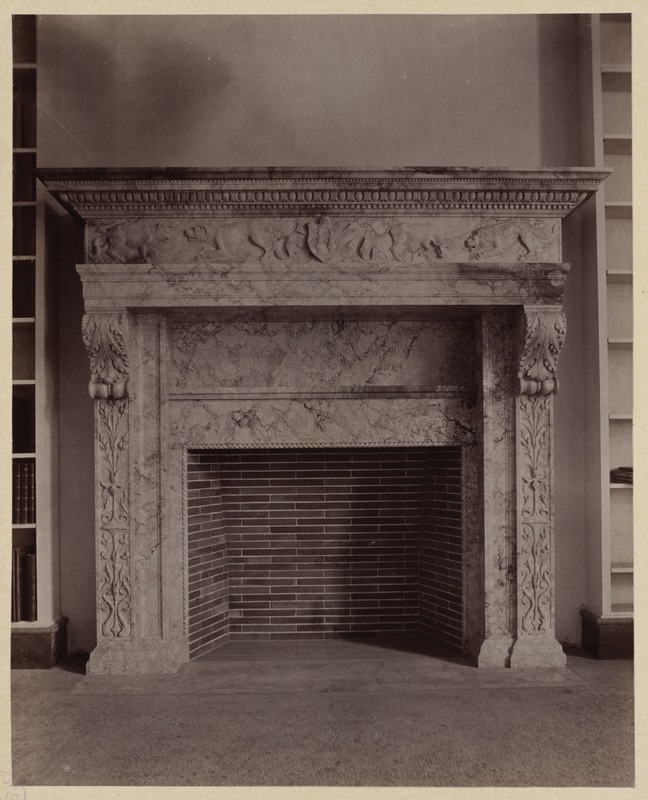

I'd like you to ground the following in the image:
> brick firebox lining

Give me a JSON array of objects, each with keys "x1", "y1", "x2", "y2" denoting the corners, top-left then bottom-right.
[{"x1": 186, "y1": 447, "x2": 462, "y2": 659}]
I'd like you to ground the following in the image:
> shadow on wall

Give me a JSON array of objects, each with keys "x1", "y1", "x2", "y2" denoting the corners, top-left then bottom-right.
[{"x1": 38, "y1": 15, "x2": 234, "y2": 167}]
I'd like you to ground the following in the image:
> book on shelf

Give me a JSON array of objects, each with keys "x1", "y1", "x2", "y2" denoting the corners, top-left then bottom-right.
[
  {"x1": 12, "y1": 459, "x2": 35, "y2": 525},
  {"x1": 12, "y1": 463, "x2": 20, "y2": 525},
  {"x1": 11, "y1": 546, "x2": 36, "y2": 623},
  {"x1": 610, "y1": 466, "x2": 633, "y2": 484},
  {"x1": 20, "y1": 461, "x2": 29, "y2": 523}
]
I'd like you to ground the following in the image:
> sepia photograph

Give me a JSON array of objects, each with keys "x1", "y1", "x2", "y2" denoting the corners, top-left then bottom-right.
[{"x1": 6, "y1": 5, "x2": 639, "y2": 797}]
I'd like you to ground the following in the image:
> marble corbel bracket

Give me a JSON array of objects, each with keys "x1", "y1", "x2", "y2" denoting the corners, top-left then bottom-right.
[
  {"x1": 517, "y1": 307, "x2": 567, "y2": 396},
  {"x1": 82, "y1": 312, "x2": 130, "y2": 399}
]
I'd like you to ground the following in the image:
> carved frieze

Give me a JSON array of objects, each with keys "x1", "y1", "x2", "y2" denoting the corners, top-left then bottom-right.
[
  {"x1": 86, "y1": 216, "x2": 561, "y2": 265},
  {"x1": 96, "y1": 398, "x2": 131, "y2": 639},
  {"x1": 518, "y1": 309, "x2": 566, "y2": 396},
  {"x1": 82, "y1": 313, "x2": 130, "y2": 398}
]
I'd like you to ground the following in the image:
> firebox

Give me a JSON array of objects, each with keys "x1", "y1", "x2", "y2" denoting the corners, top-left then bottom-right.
[
  {"x1": 40, "y1": 167, "x2": 608, "y2": 673},
  {"x1": 186, "y1": 446, "x2": 464, "y2": 658}
]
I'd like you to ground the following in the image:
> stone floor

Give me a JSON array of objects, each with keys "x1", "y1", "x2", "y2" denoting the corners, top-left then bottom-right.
[{"x1": 11, "y1": 638, "x2": 634, "y2": 787}]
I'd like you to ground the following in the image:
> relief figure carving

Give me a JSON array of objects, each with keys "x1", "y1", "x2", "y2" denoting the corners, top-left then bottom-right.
[
  {"x1": 465, "y1": 219, "x2": 559, "y2": 262},
  {"x1": 91, "y1": 221, "x2": 171, "y2": 263},
  {"x1": 184, "y1": 220, "x2": 280, "y2": 261},
  {"x1": 388, "y1": 221, "x2": 446, "y2": 260}
]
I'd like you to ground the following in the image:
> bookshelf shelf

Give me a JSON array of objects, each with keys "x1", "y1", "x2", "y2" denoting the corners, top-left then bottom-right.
[
  {"x1": 12, "y1": 524, "x2": 36, "y2": 530},
  {"x1": 12, "y1": 379, "x2": 36, "y2": 386},
  {"x1": 601, "y1": 63, "x2": 631, "y2": 73},
  {"x1": 607, "y1": 338, "x2": 633, "y2": 348},
  {"x1": 605, "y1": 201, "x2": 632, "y2": 219},
  {"x1": 603, "y1": 134, "x2": 631, "y2": 156},
  {"x1": 610, "y1": 483, "x2": 633, "y2": 490},
  {"x1": 13, "y1": 147, "x2": 37, "y2": 154},
  {"x1": 611, "y1": 563, "x2": 633, "y2": 573},
  {"x1": 609, "y1": 414, "x2": 632, "y2": 421},
  {"x1": 12, "y1": 317, "x2": 36, "y2": 325},
  {"x1": 606, "y1": 270, "x2": 632, "y2": 284},
  {"x1": 12, "y1": 453, "x2": 36, "y2": 459}
]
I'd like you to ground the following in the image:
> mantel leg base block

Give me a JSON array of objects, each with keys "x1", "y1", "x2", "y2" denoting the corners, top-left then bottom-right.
[
  {"x1": 509, "y1": 634, "x2": 566, "y2": 668},
  {"x1": 474, "y1": 635, "x2": 515, "y2": 668},
  {"x1": 87, "y1": 638, "x2": 189, "y2": 674}
]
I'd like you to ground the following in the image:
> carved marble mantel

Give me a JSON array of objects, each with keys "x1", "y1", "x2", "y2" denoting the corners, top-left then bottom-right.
[{"x1": 41, "y1": 168, "x2": 607, "y2": 674}]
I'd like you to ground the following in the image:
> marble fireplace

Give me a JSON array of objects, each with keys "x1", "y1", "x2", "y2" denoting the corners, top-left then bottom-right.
[{"x1": 42, "y1": 168, "x2": 607, "y2": 674}]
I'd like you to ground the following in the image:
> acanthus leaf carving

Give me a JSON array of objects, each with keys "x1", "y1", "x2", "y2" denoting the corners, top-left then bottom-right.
[
  {"x1": 82, "y1": 313, "x2": 130, "y2": 399},
  {"x1": 518, "y1": 309, "x2": 566, "y2": 396},
  {"x1": 96, "y1": 398, "x2": 131, "y2": 640}
]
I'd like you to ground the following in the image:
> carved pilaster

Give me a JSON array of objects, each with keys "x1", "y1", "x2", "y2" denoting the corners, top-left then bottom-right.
[
  {"x1": 82, "y1": 312, "x2": 130, "y2": 399},
  {"x1": 511, "y1": 306, "x2": 566, "y2": 667},
  {"x1": 518, "y1": 308, "x2": 566, "y2": 396},
  {"x1": 96, "y1": 397, "x2": 132, "y2": 640}
]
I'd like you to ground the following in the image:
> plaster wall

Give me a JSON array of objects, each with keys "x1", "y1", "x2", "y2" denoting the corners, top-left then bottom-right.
[{"x1": 37, "y1": 14, "x2": 587, "y2": 652}]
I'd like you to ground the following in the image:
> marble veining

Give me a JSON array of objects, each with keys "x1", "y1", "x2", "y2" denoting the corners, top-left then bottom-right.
[{"x1": 169, "y1": 319, "x2": 475, "y2": 391}]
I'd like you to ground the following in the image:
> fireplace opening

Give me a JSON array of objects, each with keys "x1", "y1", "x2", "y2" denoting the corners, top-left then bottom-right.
[{"x1": 186, "y1": 446, "x2": 463, "y2": 659}]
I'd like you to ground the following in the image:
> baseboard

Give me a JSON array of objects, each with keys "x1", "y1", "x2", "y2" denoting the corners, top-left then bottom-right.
[
  {"x1": 11, "y1": 617, "x2": 68, "y2": 669},
  {"x1": 580, "y1": 608, "x2": 633, "y2": 659}
]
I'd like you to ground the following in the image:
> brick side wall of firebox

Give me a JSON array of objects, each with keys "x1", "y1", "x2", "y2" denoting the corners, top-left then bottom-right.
[
  {"x1": 419, "y1": 447, "x2": 463, "y2": 650},
  {"x1": 186, "y1": 447, "x2": 463, "y2": 654},
  {"x1": 186, "y1": 459, "x2": 229, "y2": 658}
]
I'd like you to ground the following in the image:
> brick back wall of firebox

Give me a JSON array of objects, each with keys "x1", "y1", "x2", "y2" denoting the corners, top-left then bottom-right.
[{"x1": 187, "y1": 446, "x2": 464, "y2": 651}]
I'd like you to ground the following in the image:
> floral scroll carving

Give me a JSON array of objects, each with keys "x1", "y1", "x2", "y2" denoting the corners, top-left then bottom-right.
[
  {"x1": 82, "y1": 313, "x2": 130, "y2": 399},
  {"x1": 517, "y1": 394, "x2": 552, "y2": 634},
  {"x1": 97, "y1": 398, "x2": 131, "y2": 639},
  {"x1": 518, "y1": 309, "x2": 566, "y2": 396}
]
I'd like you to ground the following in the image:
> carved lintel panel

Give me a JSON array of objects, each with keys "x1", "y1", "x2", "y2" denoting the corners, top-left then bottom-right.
[
  {"x1": 96, "y1": 398, "x2": 131, "y2": 640},
  {"x1": 85, "y1": 216, "x2": 562, "y2": 266},
  {"x1": 518, "y1": 308, "x2": 566, "y2": 396},
  {"x1": 517, "y1": 394, "x2": 553, "y2": 636},
  {"x1": 82, "y1": 313, "x2": 130, "y2": 399}
]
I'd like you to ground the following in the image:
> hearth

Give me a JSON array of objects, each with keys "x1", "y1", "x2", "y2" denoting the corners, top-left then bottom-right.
[{"x1": 41, "y1": 167, "x2": 608, "y2": 673}]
